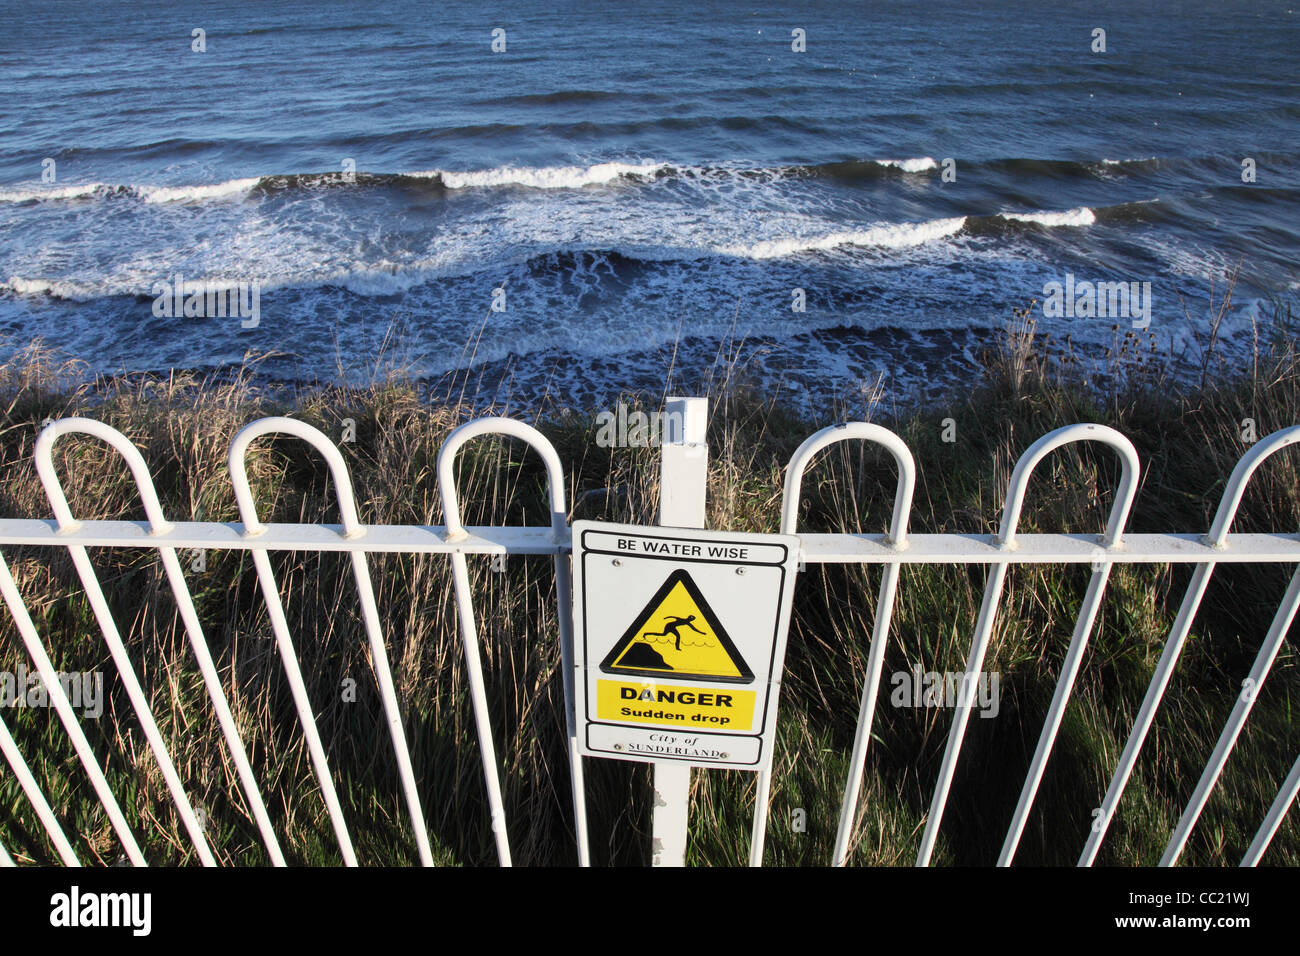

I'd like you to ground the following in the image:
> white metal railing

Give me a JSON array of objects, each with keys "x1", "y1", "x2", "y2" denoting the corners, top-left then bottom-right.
[
  {"x1": 0, "y1": 408, "x2": 1296, "y2": 867},
  {"x1": 796, "y1": 420, "x2": 1300, "y2": 868},
  {"x1": 1, "y1": 415, "x2": 575, "y2": 869},
  {"x1": 436, "y1": 416, "x2": 588, "y2": 867},
  {"x1": 778, "y1": 423, "x2": 916, "y2": 869}
]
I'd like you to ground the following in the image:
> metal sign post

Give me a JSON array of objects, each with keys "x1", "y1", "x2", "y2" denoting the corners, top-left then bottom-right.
[
  {"x1": 571, "y1": 397, "x2": 799, "y2": 866},
  {"x1": 653, "y1": 396, "x2": 706, "y2": 867}
]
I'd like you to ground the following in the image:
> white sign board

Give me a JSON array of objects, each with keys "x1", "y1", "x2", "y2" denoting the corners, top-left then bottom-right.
[{"x1": 572, "y1": 520, "x2": 800, "y2": 770}]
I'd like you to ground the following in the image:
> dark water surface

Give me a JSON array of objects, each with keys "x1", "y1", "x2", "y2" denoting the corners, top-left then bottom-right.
[{"x1": 2, "y1": 1, "x2": 1297, "y2": 409}]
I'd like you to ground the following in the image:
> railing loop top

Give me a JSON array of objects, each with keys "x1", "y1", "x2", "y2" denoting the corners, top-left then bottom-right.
[
  {"x1": 437, "y1": 417, "x2": 568, "y2": 543},
  {"x1": 1205, "y1": 425, "x2": 1300, "y2": 548},
  {"x1": 781, "y1": 422, "x2": 916, "y2": 547},
  {"x1": 228, "y1": 417, "x2": 363, "y2": 539},
  {"x1": 35, "y1": 417, "x2": 174, "y2": 534},
  {"x1": 997, "y1": 423, "x2": 1140, "y2": 551}
]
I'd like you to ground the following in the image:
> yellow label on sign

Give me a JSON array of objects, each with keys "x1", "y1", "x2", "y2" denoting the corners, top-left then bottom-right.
[
  {"x1": 596, "y1": 680, "x2": 757, "y2": 731},
  {"x1": 601, "y1": 569, "x2": 754, "y2": 683}
]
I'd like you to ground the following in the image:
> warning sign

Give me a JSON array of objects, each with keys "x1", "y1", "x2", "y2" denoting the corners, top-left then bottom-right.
[
  {"x1": 601, "y1": 569, "x2": 754, "y2": 682},
  {"x1": 572, "y1": 521, "x2": 800, "y2": 771},
  {"x1": 597, "y1": 680, "x2": 757, "y2": 730}
]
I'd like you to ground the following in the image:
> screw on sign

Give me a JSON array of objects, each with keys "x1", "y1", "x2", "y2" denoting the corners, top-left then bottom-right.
[{"x1": 572, "y1": 521, "x2": 799, "y2": 771}]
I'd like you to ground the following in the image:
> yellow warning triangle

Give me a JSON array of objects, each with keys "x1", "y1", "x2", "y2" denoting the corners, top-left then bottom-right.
[{"x1": 601, "y1": 569, "x2": 754, "y2": 683}]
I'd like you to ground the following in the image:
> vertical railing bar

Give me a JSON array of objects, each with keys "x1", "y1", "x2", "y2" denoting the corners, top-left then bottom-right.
[
  {"x1": 447, "y1": 550, "x2": 512, "y2": 864},
  {"x1": 1080, "y1": 424, "x2": 1300, "y2": 865},
  {"x1": 999, "y1": 429, "x2": 1140, "y2": 865},
  {"x1": 918, "y1": 424, "x2": 1139, "y2": 866},
  {"x1": 34, "y1": 419, "x2": 286, "y2": 866},
  {"x1": 245, "y1": 549, "x2": 358, "y2": 864},
  {"x1": 228, "y1": 422, "x2": 359, "y2": 867},
  {"x1": 1241, "y1": 751, "x2": 1300, "y2": 866},
  {"x1": 230, "y1": 417, "x2": 434, "y2": 865},
  {"x1": 0, "y1": 712, "x2": 81, "y2": 865},
  {"x1": 552, "y1": 551, "x2": 590, "y2": 866},
  {"x1": 438, "y1": 429, "x2": 517, "y2": 868},
  {"x1": 1077, "y1": 563, "x2": 1215, "y2": 864},
  {"x1": 0, "y1": 837, "x2": 13, "y2": 866},
  {"x1": 347, "y1": 549, "x2": 434, "y2": 865},
  {"x1": 540, "y1": 423, "x2": 589, "y2": 866},
  {"x1": 55, "y1": 546, "x2": 217, "y2": 865},
  {"x1": 773, "y1": 422, "x2": 916, "y2": 868},
  {"x1": 1161, "y1": 564, "x2": 1300, "y2": 866},
  {"x1": 748, "y1": 770, "x2": 774, "y2": 866},
  {"x1": 998, "y1": 566, "x2": 1113, "y2": 864},
  {"x1": 34, "y1": 421, "x2": 218, "y2": 865},
  {"x1": 0, "y1": 551, "x2": 145, "y2": 864},
  {"x1": 829, "y1": 563, "x2": 902, "y2": 866},
  {"x1": 155, "y1": 546, "x2": 287, "y2": 865},
  {"x1": 439, "y1": 416, "x2": 588, "y2": 866},
  {"x1": 915, "y1": 561, "x2": 1009, "y2": 866}
]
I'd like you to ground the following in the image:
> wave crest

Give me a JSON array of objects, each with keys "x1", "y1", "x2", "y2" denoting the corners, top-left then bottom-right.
[
  {"x1": 874, "y1": 157, "x2": 939, "y2": 172},
  {"x1": 718, "y1": 217, "x2": 967, "y2": 258},
  {"x1": 429, "y1": 160, "x2": 667, "y2": 190},
  {"x1": 999, "y1": 206, "x2": 1097, "y2": 227}
]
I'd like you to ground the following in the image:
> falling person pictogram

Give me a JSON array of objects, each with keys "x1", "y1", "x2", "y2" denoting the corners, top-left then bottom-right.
[
  {"x1": 642, "y1": 614, "x2": 707, "y2": 651},
  {"x1": 600, "y1": 569, "x2": 754, "y2": 683}
]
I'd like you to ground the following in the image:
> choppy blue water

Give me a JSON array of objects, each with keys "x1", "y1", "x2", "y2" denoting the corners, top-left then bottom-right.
[{"x1": 2, "y1": 1, "x2": 1298, "y2": 409}]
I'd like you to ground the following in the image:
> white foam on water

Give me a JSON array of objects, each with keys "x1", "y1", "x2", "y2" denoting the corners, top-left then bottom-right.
[
  {"x1": 3, "y1": 276, "x2": 104, "y2": 300},
  {"x1": 4, "y1": 276, "x2": 53, "y2": 295},
  {"x1": 0, "y1": 157, "x2": 937, "y2": 208},
  {"x1": 428, "y1": 161, "x2": 667, "y2": 189},
  {"x1": 1144, "y1": 238, "x2": 1232, "y2": 282},
  {"x1": 999, "y1": 206, "x2": 1096, "y2": 227},
  {"x1": 718, "y1": 216, "x2": 967, "y2": 259},
  {"x1": 0, "y1": 210, "x2": 976, "y2": 300},
  {"x1": 874, "y1": 157, "x2": 939, "y2": 172},
  {"x1": 0, "y1": 182, "x2": 109, "y2": 202},
  {"x1": 0, "y1": 177, "x2": 261, "y2": 204},
  {"x1": 138, "y1": 177, "x2": 262, "y2": 203}
]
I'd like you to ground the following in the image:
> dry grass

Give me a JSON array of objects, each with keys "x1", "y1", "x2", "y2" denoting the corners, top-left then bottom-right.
[{"x1": 0, "y1": 287, "x2": 1298, "y2": 867}]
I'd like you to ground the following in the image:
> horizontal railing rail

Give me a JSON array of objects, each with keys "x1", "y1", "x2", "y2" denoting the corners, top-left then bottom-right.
[{"x1": 3, "y1": 520, "x2": 1300, "y2": 562}]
